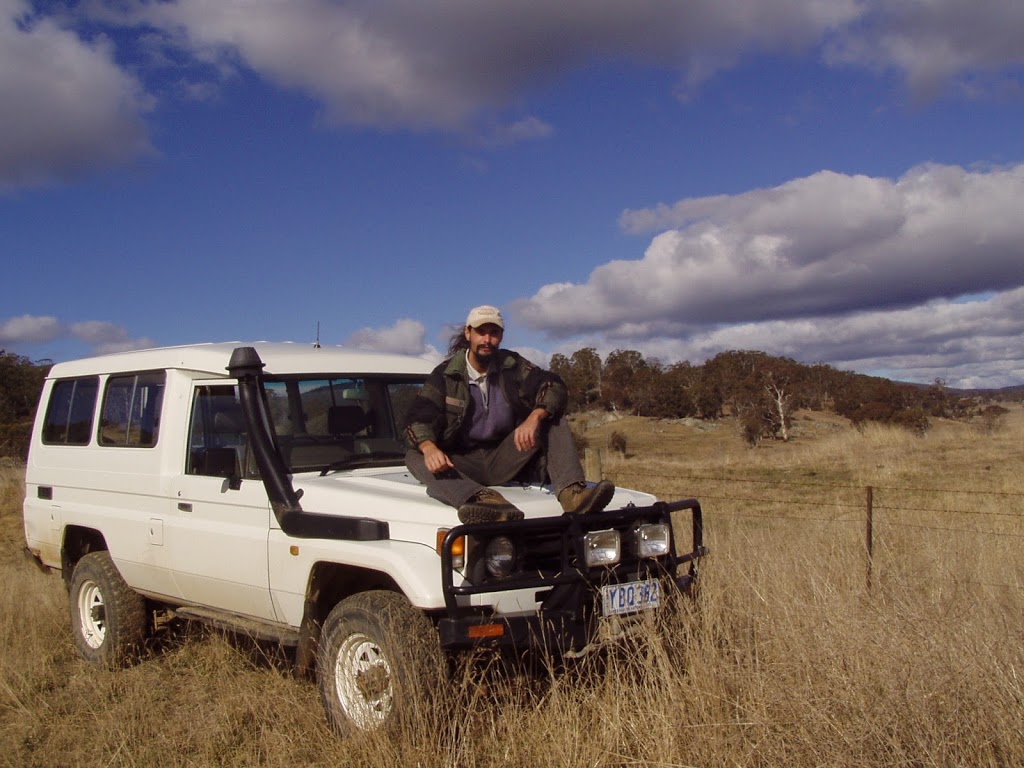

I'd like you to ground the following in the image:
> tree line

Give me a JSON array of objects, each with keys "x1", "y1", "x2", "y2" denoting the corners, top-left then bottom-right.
[
  {"x1": 550, "y1": 348, "x2": 1016, "y2": 446},
  {"x1": 0, "y1": 351, "x2": 51, "y2": 459}
]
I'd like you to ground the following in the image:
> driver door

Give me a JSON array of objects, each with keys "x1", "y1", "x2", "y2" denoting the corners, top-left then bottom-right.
[{"x1": 165, "y1": 383, "x2": 277, "y2": 621}]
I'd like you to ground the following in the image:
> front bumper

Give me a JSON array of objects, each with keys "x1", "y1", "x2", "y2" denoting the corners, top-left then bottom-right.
[{"x1": 437, "y1": 498, "x2": 708, "y2": 653}]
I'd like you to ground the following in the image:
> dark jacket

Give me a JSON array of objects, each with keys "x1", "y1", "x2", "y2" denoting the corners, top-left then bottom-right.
[{"x1": 404, "y1": 349, "x2": 567, "y2": 452}]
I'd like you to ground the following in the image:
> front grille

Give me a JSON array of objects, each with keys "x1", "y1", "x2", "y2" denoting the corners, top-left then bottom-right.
[{"x1": 439, "y1": 498, "x2": 707, "y2": 614}]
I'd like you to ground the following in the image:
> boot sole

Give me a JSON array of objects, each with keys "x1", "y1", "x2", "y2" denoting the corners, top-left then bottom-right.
[{"x1": 457, "y1": 504, "x2": 525, "y2": 524}]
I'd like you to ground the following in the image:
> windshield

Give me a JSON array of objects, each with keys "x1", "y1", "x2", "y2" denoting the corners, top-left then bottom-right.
[{"x1": 263, "y1": 375, "x2": 423, "y2": 474}]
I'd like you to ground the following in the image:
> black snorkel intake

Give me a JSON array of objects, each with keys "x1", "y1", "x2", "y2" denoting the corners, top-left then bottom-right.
[{"x1": 228, "y1": 346, "x2": 388, "y2": 541}]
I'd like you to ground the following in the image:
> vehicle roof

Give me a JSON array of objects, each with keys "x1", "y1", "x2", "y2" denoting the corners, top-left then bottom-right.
[{"x1": 45, "y1": 342, "x2": 437, "y2": 379}]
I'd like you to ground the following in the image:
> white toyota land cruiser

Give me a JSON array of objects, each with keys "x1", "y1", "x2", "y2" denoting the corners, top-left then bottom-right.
[{"x1": 22, "y1": 342, "x2": 707, "y2": 735}]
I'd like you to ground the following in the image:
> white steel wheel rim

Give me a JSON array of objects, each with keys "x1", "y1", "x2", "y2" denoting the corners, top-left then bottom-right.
[
  {"x1": 77, "y1": 579, "x2": 106, "y2": 649},
  {"x1": 334, "y1": 632, "x2": 393, "y2": 729}
]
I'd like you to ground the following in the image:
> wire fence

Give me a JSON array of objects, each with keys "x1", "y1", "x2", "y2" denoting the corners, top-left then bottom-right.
[{"x1": 600, "y1": 462, "x2": 1024, "y2": 591}]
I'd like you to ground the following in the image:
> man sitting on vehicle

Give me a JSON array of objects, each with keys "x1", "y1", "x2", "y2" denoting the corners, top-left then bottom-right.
[{"x1": 404, "y1": 305, "x2": 614, "y2": 523}]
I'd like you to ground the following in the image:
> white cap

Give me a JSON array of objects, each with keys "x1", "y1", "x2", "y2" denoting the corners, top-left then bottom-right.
[{"x1": 465, "y1": 305, "x2": 504, "y2": 329}]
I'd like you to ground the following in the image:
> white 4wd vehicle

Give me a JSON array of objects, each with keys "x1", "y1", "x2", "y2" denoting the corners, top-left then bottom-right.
[{"x1": 23, "y1": 342, "x2": 706, "y2": 734}]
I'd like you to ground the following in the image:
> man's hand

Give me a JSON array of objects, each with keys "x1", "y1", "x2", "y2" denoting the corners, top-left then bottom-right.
[
  {"x1": 420, "y1": 441, "x2": 454, "y2": 474},
  {"x1": 514, "y1": 408, "x2": 547, "y2": 452}
]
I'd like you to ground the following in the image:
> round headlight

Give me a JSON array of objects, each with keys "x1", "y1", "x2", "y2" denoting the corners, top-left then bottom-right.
[{"x1": 484, "y1": 536, "x2": 516, "y2": 579}]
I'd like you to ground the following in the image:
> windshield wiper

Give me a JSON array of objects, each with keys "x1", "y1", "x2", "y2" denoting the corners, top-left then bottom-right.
[{"x1": 319, "y1": 451, "x2": 406, "y2": 476}]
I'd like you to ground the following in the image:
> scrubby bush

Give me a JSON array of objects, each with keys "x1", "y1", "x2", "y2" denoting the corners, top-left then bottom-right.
[{"x1": 977, "y1": 404, "x2": 1010, "y2": 434}]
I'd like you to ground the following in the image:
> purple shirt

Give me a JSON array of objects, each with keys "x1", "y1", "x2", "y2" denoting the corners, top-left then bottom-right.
[{"x1": 463, "y1": 369, "x2": 515, "y2": 446}]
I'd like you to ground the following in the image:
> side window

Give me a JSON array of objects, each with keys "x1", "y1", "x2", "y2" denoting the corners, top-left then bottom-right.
[
  {"x1": 99, "y1": 372, "x2": 166, "y2": 447},
  {"x1": 42, "y1": 377, "x2": 99, "y2": 445},
  {"x1": 186, "y1": 385, "x2": 256, "y2": 479}
]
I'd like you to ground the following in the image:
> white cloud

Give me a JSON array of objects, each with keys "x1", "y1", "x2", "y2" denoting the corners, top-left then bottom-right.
[
  {"x1": 825, "y1": 0, "x2": 1024, "y2": 100},
  {"x1": 68, "y1": 320, "x2": 155, "y2": 354},
  {"x1": 82, "y1": 0, "x2": 1022, "y2": 132},
  {"x1": 5, "y1": 0, "x2": 1022, "y2": 188},
  {"x1": 515, "y1": 164, "x2": 1024, "y2": 337},
  {"x1": 0, "y1": 0, "x2": 153, "y2": 188},
  {"x1": 345, "y1": 318, "x2": 440, "y2": 358},
  {"x1": 0, "y1": 314, "x2": 61, "y2": 345},
  {"x1": 77, "y1": 0, "x2": 864, "y2": 131},
  {"x1": 695, "y1": 289, "x2": 1024, "y2": 368},
  {"x1": 0, "y1": 314, "x2": 152, "y2": 356}
]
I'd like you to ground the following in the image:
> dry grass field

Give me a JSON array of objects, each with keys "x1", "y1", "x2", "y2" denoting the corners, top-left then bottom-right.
[{"x1": 2, "y1": 408, "x2": 1023, "y2": 766}]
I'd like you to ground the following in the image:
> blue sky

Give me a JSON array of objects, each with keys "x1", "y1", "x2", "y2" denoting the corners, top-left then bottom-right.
[{"x1": 3, "y1": 0, "x2": 1024, "y2": 388}]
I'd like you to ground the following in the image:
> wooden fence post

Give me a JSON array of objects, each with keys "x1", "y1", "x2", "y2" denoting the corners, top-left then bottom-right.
[
  {"x1": 865, "y1": 485, "x2": 874, "y2": 592},
  {"x1": 585, "y1": 448, "x2": 604, "y2": 481}
]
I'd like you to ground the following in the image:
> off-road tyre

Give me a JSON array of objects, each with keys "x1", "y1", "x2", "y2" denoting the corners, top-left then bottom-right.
[
  {"x1": 68, "y1": 551, "x2": 148, "y2": 667},
  {"x1": 316, "y1": 590, "x2": 445, "y2": 737}
]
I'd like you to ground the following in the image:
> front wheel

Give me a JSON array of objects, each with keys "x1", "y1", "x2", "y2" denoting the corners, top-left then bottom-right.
[
  {"x1": 316, "y1": 591, "x2": 445, "y2": 736},
  {"x1": 68, "y1": 551, "x2": 148, "y2": 667}
]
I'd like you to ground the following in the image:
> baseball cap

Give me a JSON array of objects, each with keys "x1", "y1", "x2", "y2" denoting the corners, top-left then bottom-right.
[{"x1": 466, "y1": 305, "x2": 504, "y2": 329}]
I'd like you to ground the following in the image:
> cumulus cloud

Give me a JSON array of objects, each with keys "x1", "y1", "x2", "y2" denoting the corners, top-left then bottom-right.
[
  {"x1": 79, "y1": 0, "x2": 1022, "y2": 132},
  {"x1": 0, "y1": 0, "x2": 153, "y2": 188},
  {"x1": 825, "y1": 0, "x2": 1024, "y2": 100},
  {"x1": 102, "y1": 0, "x2": 853, "y2": 130},
  {"x1": 0, "y1": 314, "x2": 152, "y2": 355},
  {"x1": 345, "y1": 318, "x2": 440, "y2": 358},
  {"x1": 515, "y1": 164, "x2": 1024, "y2": 337},
  {"x1": 5, "y1": 0, "x2": 1023, "y2": 188},
  {"x1": 0, "y1": 314, "x2": 61, "y2": 345},
  {"x1": 686, "y1": 289, "x2": 1024, "y2": 375},
  {"x1": 69, "y1": 320, "x2": 155, "y2": 354}
]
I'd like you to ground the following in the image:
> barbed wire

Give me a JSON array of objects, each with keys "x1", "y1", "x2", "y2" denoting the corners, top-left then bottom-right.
[
  {"x1": 694, "y1": 494, "x2": 1024, "y2": 519},
  {"x1": 692, "y1": 493, "x2": 865, "y2": 510},
  {"x1": 873, "y1": 520, "x2": 1024, "y2": 539},
  {"x1": 607, "y1": 469, "x2": 1024, "y2": 498},
  {"x1": 873, "y1": 504, "x2": 1024, "y2": 518},
  {"x1": 701, "y1": 509, "x2": 861, "y2": 524}
]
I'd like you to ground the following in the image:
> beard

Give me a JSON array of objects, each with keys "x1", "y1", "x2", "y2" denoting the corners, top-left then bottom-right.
[{"x1": 474, "y1": 343, "x2": 496, "y2": 362}]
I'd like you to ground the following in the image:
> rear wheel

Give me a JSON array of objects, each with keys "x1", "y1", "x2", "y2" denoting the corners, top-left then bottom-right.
[
  {"x1": 316, "y1": 590, "x2": 444, "y2": 736},
  {"x1": 68, "y1": 551, "x2": 148, "y2": 666}
]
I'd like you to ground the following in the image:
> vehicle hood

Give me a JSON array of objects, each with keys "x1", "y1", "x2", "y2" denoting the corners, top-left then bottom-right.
[{"x1": 290, "y1": 466, "x2": 657, "y2": 527}]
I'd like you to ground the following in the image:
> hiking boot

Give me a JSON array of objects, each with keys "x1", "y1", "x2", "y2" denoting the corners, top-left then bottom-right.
[
  {"x1": 558, "y1": 480, "x2": 615, "y2": 516},
  {"x1": 457, "y1": 489, "x2": 524, "y2": 524}
]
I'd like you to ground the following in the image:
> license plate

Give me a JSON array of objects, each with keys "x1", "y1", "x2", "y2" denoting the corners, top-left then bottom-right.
[{"x1": 601, "y1": 579, "x2": 660, "y2": 616}]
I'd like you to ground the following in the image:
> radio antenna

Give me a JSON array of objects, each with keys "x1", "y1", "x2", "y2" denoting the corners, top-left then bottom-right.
[{"x1": 314, "y1": 322, "x2": 321, "y2": 348}]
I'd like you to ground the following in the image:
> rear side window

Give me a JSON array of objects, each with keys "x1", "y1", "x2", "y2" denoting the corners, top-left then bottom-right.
[
  {"x1": 99, "y1": 372, "x2": 166, "y2": 447},
  {"x1": 42, "y1": 377, "x2": 100, "y2": 445}
]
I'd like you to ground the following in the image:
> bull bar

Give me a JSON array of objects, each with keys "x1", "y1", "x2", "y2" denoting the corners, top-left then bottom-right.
[{"x1": 437, "y1": 498, "x2": 708, "y2": 652}]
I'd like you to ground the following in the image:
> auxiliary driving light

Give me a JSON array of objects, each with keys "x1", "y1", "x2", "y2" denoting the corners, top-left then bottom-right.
[
  {"x1": 635, "y1": 523, "x2": 671, "y2": 558},
  {"x1": 484, "y1": 536, "x2": 516, "y2": 579},
  {"x1": 584, "y1": 529, "x2": 621, "y2": 567}
]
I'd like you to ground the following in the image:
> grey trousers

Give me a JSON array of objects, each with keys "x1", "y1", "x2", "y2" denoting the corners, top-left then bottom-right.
[{"x1": 405, "y1": 417, "x2": 585, "y2": 508}]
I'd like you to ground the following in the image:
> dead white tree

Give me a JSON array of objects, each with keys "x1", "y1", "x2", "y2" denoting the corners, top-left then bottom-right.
[{"x1": 765, "y1": 374, "x2": 794, "y2": 442}]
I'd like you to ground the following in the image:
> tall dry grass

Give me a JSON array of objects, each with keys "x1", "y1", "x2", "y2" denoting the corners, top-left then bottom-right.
[{"x1": 2, "y1": 408, "x2": 1024, "y2": 766}]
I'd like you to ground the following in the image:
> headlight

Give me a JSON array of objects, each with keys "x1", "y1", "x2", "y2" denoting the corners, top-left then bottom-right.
[
  {"x1": 584, "y1": 529, "x2": 620, "y2": 567},
  {"x1": 635, "y1": 523, "x2": 670, "y2": 558},
  {"x1": 484, "y1": 536, "x2": 516, "y2": 579}
]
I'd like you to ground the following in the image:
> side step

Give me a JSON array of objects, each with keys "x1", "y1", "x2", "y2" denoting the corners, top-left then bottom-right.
[{"x1": 173, "y1": 605, "x2": 301, "y2": 646}]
